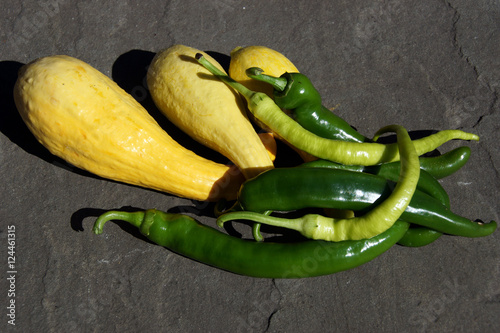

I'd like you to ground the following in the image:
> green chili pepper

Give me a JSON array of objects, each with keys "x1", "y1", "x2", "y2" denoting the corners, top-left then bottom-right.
[
  {"x1": 246, "y1": 68, "x2": 369, "y2": 143},
  {"x1": 93, "y1": 209, "x2": 409, "y2": 278},
  {"x1": 196, "y1": 54, "x2": 479, "y2": 166},
  {"x1": 221, "y1": 167, "x2": 496, "y2": 238},
  {"x1": 419, "y1": 146, "x2": 471, "y2": 179},
  {"x1": 397, "y1": 226, "x2": 443, "y2": 247},
  {"x1": 219, "y1": 122, "x2": 420, "y2": 241},
  {"x1": 300, "y1": 159, "x2": 450, "y2": 208}
]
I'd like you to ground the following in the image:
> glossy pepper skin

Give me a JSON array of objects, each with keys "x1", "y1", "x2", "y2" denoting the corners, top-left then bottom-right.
[
  {"x1": 397, "y1": 226, "x2": 442, "y2": 247},
  {"x1": 93, "y1": 209, "x2": 409, "y2": 279},
  {"x1": 300, "y1": 158, "x2": 450, "y2": 208},
  {"x1": 235, "y1": 168, "x2": 497, "y2": 238},
  {"x1": 419, "y1": 146, "x2": 471, "y2": 179},
  {"x1": 248, "y1": 69, "x2": 368, "y2": 143}
]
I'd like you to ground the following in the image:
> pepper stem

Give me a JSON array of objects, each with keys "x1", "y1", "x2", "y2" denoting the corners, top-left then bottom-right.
[
  {"x1": 92, "y1": 211, "x2": 145, "y2": 235},
  {"x1": 217, "y1": 211, "x2": 305, "y2": 234},
  {"x1": 196, "y1": 53, "x2": 255, "y2": 100},
  {"x1": 245, "y1": 67, "x2": 288, "y2": 92},
  {"x1": 251, "y1": 210, "x2": 273, "y2": 242}
]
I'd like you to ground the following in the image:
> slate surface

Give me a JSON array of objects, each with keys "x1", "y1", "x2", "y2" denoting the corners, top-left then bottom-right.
[{"x1": 1, "y1": 1, "x2": 499, "y2": 332}]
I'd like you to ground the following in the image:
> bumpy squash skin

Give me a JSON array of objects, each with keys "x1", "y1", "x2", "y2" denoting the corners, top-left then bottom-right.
[
  {"x1": 229, "y1": 45, "x2": 299, "y2": 97},
  {"x1": 14, "y1": 55, "x2": 244, "y2": 201},
  {"x1": 147, "y1": 45, "x2": 274, "y2": 180}
]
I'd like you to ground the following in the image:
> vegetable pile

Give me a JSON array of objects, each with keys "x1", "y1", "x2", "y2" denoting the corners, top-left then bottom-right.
[{"x1": 14, "y1": 45, "x2": 496, "y2": 278}]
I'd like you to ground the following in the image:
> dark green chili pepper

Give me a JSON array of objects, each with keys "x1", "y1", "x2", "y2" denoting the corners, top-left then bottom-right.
[
  {"x1": 301, "y1": 146, "x2": 471, "y2": 182},
  {"x1": 300, "y1": 146, "x2": 471, "y2": 199},
  {"x1": 300, "y1": 159, "x2": 450, "y2": 208},
  {"x1": 246, "y1": 68, "x2": 369, "y2": 143},
  {"x1": 93, "y1": 209, "x2": 409, "y2": 278},
  {"x1": 419, "y1": 146, "x2": 471, "y2": 179},
  {"x1": 397, "y1": 226, "x2": 443, "y2": 247},
  {"x1": 196, "y1": 54, "x2": 479, "y2": 166},
  {"x1": 226, "y1": 167, "x2": 496, "y2": 238}
]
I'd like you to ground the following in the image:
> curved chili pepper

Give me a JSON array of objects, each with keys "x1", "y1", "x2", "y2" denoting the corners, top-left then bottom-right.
[
  {"x1": 246, "y1": 68, "x2": 369, "y2": 143},
  {"x1": 93, "y1": 209, "x2": 409, "y2": 278},
  {"x1": 419, "y1": 146, "x2": 471, "y2": 179},
  {"x1": 223, "y1": 167, "x2": 496, "y2": 238},
  {"x1": 218, "y1": 123, "x2": 420, "y2": 242},
  {"x1": 196, "y1": 54, "x2": 479, "y2": 166}
]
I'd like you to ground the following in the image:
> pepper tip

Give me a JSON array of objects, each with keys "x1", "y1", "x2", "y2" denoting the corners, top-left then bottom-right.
[{"x1": 92, "y1": 225, "x2": 104, "y2": 235}]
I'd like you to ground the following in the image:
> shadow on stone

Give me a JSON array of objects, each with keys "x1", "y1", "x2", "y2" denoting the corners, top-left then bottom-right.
[{"x1": 0, "y1": 61, "x2": 58, "y2": 161}]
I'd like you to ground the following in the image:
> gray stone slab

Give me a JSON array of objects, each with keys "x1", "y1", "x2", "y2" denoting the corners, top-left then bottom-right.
[{"x1": 1, "y1": 0, "x2": 499, "y2": 332}]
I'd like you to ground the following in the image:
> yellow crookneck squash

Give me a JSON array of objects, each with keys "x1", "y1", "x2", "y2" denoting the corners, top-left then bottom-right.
[
  {"x1": 14, "y1": 55, "x2": 244, "y2": 201},
  {"x1": 229, "y1": 45, "x2": 299, "y2": 98},
  {"x1": 147, "y1": 44, "x2": 274, "y2": 180}
]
